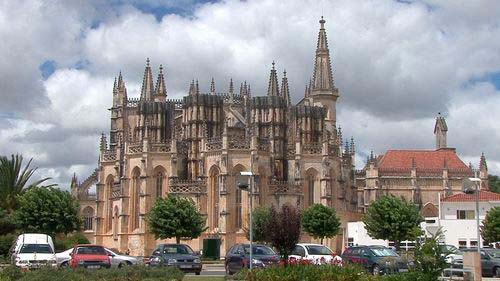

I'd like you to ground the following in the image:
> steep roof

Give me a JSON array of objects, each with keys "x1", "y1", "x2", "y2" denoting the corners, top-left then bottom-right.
[
  {"x1": 378, "y1": 148, "x2": 471, "y2": 172},
  {"x1": 441, "y1": 190, "x2": 500, "y2": 202}
]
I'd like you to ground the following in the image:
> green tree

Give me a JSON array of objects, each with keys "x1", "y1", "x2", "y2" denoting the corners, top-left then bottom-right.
[
  {"x1": 13, "y1": 187, "x2": 81, "y2": 236},
  {"x1": 301, "y1": 203, "x2": 341, "y2": 244},
  {"x1": 488, "y1": 174, "x2": 500, "y2": 193},
  {"x1": 0, "y1": 154, "x2": 53, "y2": 213},
  {"x1": 413, "y1": 228, "x2": 448, "y2": 280},
  {"x1": 146, "y1": 196, "x2": 207, "y2": 244},
  {"x1": 481, "y1": 206, "x2": 500, "y2": 243},
  {"x1": 264, "y1": 204, "x2": 301, "y2": 262},
  {"x1": 362, "y1": 195, "x2": 423, "y2": 251},
  {"x1": 245, "y1": 207, "x2": 271, "y2": 243}
]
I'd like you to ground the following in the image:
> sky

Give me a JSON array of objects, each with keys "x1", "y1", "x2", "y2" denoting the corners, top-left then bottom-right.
[{"x1": 0, "y1": 0, "x2": 499, "y2": 189}]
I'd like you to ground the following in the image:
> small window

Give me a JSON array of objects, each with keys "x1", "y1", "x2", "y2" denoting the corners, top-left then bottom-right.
[
  {"x1": 458, "y1": 240, "x2": 467, "y2": 249},
  {"x1": 457, "y1": 210, "x2": 475, "y2": 220},
  {"x1": 470, "y1": 240, "x2": 478, "y2": 248}
]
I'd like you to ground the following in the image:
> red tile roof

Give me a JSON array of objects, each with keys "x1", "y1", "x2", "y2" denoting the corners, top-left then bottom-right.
[
  {"x1": 441, "y1": 190, "x2": 500, "y2": 202},
  {"x1": 378, "y1": 148, "x2": 471, "y2": 173}
]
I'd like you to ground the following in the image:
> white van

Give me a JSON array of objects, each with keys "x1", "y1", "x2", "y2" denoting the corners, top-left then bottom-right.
[{"x1": 11, "y1": 233, "x2": 57, "y2": 269}]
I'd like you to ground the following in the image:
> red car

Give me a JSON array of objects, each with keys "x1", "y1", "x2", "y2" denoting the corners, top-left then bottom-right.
[{"x1": 70, "y1": 244, "x2": 111, "y2": 269}]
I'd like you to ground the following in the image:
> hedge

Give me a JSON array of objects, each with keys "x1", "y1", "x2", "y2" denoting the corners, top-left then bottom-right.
[{"x1": 0, "y1": 265, "x2": 184, "y2": 281}]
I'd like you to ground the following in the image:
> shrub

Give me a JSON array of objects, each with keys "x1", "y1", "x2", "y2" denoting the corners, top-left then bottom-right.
[
  {"x1": 0, "y1": 234, "x2": 16, "y2": 260},
  {"x1": 0, "y1": 265, "x2": 184, "y2": 281},
  {"x1": 54, "y1": 232, "x2": 90, "y2": 252}
]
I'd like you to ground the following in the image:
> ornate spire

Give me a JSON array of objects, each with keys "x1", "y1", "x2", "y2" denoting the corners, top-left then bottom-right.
[
  {"x1": 350, "y1": 137, "x2": 355, "y2": 154},
  {"x1": 100, "y1": 133, "x2": 107, "y2": 151},
  {"x1": 434, "y1": 112, "x2": 448, "y2": 150},
  {"x1": 155, "y1": 64, "x2": 167, "y2": 97},
  {"x1": 480, "y1": 152, "x2": 488, "y2": 171},
  {"x1": 195, "y1": 79, "x2": 200, "y2": 95},
  {"x1": 71, "y1": 173, "x2": 78, "y2": 188},
  {"x1": 113, "y1": 77, "x2": 117, "y2": 94},
  {"x1": 239, "y1": 81, "x2": 249, "y2": 96},
  {"x1": 229, "y1": 78, "x2": 234, "y2": 94},
  {"x1": 281, "y1": 70, "x2": 291, "y2": 106},
  {"x1": 188, "y1": 80, "x2": 195, "y2": 95},
  {"x1": 140, "y1": 58, "x2": 154, "y2": 101},
  {"x1": 210, "y1": 77, "x2": 215, "y2": 95},
  {"x1": 311, "y1": 17, "x2": 336, "y2": 94},
  {"x1": 267, "y1": 61, "x2": 280, "y2": 96}
]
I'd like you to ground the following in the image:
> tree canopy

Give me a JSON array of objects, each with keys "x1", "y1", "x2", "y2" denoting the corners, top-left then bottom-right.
[
  {"x1": 488, "y1": 174, "x2": 500, "y2": 194},
  {"x1": 13, "y1": 187, "x2": 81, "y2": 236},
  {"x1": 362, "y1": 195, "x2": 423, "y2": 250},
  {"x1": 481, "y1": 206, "x2": 500, "y2": 243},
  {"x1": 301, "y1": 203, "x2": 341, "y2": 244},
  {"x1": 146, "y1": 196, "x2": 207, "y2": 244},
  {"x1": 264, "y1": 204, "x2": 301, "y2": 261},
  {"x1": 0, "y1": 154, "x2": 53, "y2": 213},
  {"x1": 246, "y1": 206, "x2": 271, "y2": 243}
]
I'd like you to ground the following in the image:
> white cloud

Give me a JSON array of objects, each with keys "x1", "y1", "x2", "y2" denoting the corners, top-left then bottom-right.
[{"x1": 0, "y1": 0, "x2": 499, "y2": 188}]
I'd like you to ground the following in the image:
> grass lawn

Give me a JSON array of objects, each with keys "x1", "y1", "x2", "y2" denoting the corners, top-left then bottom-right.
[{"x1": 183, "y1": 276, "x2": 225, "y2": 281}]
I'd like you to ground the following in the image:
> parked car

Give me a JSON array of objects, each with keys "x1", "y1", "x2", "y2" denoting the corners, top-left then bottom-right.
[
  {"x1": 289, "y1": 243, "x2": 342, "y2": 265},
  {"x1": 11, "y1": 233, "x2": 57, "y2": 269},
  {"x1": 225, "y1": 244, "x2": 279, "y2": 275},
  {"x1": 57, "y1": 247, "x2": 138, "y2": 268},
  {"x1": 149, "y1": 244, "x2": 202, "y2": 275},
  {"x1": 341, "y1": 245, "x2": 408, "y2": 275},
  {"x1": 439, "y1": 244, "x2": 463, "y2": 264},
  {"x1": 56, "y1": 248, "x2": 73, "y2": 267},
  {"x1": 454, "y1": 248, "x2": 500, "y2": 277},
  {"x1": 105, "y1": 248, "x2": 139, "y2": 267},
  {"x1": 69, "y1": 244, "x2": 111, "y2": 269}
]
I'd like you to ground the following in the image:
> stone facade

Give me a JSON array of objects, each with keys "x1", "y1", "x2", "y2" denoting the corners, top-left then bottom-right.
[{"x1": 72, "y1": 18, "x2": 360, "y2": 256}]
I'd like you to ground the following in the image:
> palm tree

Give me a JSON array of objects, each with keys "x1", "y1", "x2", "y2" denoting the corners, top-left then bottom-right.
[{"x1": 0, "y1": 154, "x2": 54, "y2": 213}]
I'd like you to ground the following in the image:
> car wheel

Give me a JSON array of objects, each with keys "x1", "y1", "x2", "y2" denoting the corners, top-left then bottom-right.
[
  {"x1": 372, "y1": 264, "x2": 380, "y2": 275},
  {"x1": 195, "y1": 271, "x2": 201, "y2": 275},
  {"x1": 226, "y1": 264, "x2": 233, "y2": 276},
  {"x1": 494, "y1": 267, "x2": 500, "y2": 278},
  {"x1": 60, "y1": 261, "x2": 69, "y2": 268}
]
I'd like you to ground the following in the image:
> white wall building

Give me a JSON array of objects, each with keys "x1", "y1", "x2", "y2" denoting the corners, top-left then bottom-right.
[{"x1": 347, "y1": 190, "x2": 500, "y2": 250}]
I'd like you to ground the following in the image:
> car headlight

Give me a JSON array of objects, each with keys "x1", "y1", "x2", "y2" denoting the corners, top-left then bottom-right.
[
  {"x1": 78, "y1": 260, "x2": 85, "y2": 265},
  {"x1": 167, "y1": 258, "x2": 177, "y2": 264},
  {"x1": 251, "y1": 259, "x2": 264, "y2": 265},
  {"x1": 193, "y1": 258, "x2": 201, "y2": 263}
]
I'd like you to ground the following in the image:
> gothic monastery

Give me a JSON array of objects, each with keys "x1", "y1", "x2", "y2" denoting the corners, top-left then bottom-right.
[{"x1": 72, "y1": 18, "x2": 488, "y2": 256}]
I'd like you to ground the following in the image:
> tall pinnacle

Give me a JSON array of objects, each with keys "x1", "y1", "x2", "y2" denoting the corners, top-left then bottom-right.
[
  {"x1": 155, "y1": 64, "x2": 167, "y2": 97},
  {"x1": 312, "y1": 17, "x2": 336, "y2": 94},
  {"x1": 210, "y1": 77, "x2": 216, "y2": 94},
  {"x1": 140, "y1": 58, "x2": 154, "y2": 101},
  {"x1": 281, "y1": 70, "x2": 291, "y2": 106},
  {"x1": 267, "y1": 61, "x2": 280, "y2": 96}
]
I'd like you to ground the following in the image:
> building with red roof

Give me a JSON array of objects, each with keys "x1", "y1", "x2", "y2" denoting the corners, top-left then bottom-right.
[{"x1": 356, "y1": 114, "x2": 489, "y2": 213}]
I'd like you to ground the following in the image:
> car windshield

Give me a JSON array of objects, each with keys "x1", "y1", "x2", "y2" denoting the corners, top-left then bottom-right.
[
  {"x1": 485, "y1": 249, "x2": 500, "y2": 259},
  {"x1": 243, "y1": 245, "x2": 276, "y2": 255},
  {"x1": 163, "y1": 245, "x2": 194, "y2": 255},
  {"x1": 76, "y1": 246, "x2": 106, "y2": 255},
  {"x1": 305, "y1": 245, "x2": 333, "y2": 255},
  {"x1": 370, "y1": 248, "x2": 398, "y2": 257},
  {"x1": 441, "y1": 245, "x2": 461, "y2": 255},
  {"x1": 19, "y1": 244, "x2": 53, "y2": 254}
]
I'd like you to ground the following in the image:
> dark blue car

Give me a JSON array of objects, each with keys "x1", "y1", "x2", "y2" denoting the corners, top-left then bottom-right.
[
  {"x1": 225, "y1": 244, "x2": 279, "y2": 275},
  {"x1": 341, "y1": 245, "x2": 408, "y2": 275}
]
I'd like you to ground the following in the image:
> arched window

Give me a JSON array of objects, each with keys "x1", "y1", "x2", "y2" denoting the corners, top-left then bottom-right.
[
  {"x1": 235, "y1": 188, "x2": 242, "y2": 229},
  {"x1": 156, "y1": 172, "x2": 163, "y2": 198},
  {"x1": 83, "y1": 207, "x2": 94, "y2": 231},
  {"x1": 308, "y1": 177, "x2": 315, "y2": 206},
  {"x1": 132, "y1": 171, "x2": 140, "y2": 230},
  {"x1": 208, "y1": 167, "x2": 220, "y2": 230},
  {"x1": 106, "y1": 178, "x2": 113, "y2": 232},
  {"x1": 113, "y1": 206, "x2": 119, "y2": 240}
]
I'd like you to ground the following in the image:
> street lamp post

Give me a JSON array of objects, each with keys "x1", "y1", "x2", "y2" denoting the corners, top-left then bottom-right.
[
  {"x1": 468, "y1": 177, "x2": 482, "y2": 254},
  {"x1": 239, "y1": 171, "x2": 254, "y2": 270}
]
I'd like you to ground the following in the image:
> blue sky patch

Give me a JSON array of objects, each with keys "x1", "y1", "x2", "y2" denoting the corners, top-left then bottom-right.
[
  {"x1": 131, "y1": 0, "x2": 217, "y2": 20},
  {"x1": 464, "y1": 71, "x2": 500, "y2": 91},
  {"x1": 39, "y1": 60, "x2": 57, "y2": 80}
]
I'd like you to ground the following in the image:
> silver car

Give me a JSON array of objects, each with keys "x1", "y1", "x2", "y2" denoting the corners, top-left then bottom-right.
[{"x1": 56, "y1": 247, "x2": 138, "y2": 268}]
